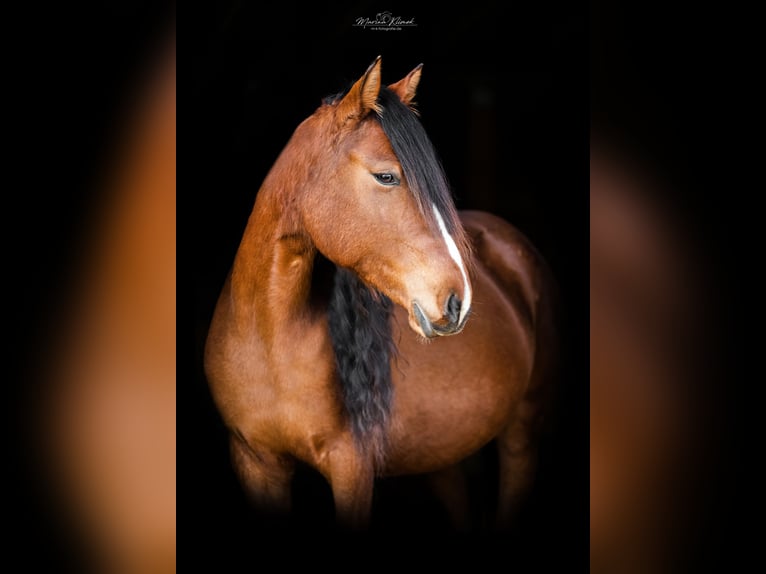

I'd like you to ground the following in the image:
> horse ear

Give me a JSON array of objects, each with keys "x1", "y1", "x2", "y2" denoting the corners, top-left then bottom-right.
[
  {"x1": 388, "y1": 63, "x2": 423, "y2": 107},
  {"x1": 337, "y1": 56, "x2": 383, "y2": 121}
]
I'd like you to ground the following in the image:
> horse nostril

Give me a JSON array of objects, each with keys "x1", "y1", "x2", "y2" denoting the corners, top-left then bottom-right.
[{"x1": 446, "y1": 292, "x2": 462, "y2": 326}]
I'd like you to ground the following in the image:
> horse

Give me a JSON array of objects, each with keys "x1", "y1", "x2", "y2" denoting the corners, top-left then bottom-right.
[{"x1": 204, "y1": 57, "x2": 557, "y2": 529}]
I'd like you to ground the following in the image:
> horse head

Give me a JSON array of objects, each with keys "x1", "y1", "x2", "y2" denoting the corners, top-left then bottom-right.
[{"x1": 296, "y1": 57, "x2": 473, "y2": 338}]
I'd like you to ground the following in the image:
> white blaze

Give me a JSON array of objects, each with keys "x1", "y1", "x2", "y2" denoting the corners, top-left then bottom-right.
[{"x1": 432, "y1": 204, "x2": 472, "y2": 325}]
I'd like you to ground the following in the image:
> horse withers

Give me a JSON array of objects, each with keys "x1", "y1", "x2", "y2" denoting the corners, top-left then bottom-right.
[{"x1": 204, "y1": 57, "x2": 557, "y2": 529}]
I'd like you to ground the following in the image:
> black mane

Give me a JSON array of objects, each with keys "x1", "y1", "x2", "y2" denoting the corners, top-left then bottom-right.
[
  {"x1": 328, "y1": 267, "x2": 394, "y2": 470},
  {"x1": 326, "y1": 83, "x2": 468, "y2": 470},
  {"x1": 374, "y1": 86, "x2": 464, "y2": 237}
]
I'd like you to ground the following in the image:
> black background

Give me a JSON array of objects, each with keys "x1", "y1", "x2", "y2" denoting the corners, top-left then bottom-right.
[{"x1": 188, "y1": 0, "x2": 588, "y2": 565}]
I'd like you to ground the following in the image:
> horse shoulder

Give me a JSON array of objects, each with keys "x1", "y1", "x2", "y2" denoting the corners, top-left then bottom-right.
[{"x1": 204, "y1": 290, "x2": 272, "y2": 428}]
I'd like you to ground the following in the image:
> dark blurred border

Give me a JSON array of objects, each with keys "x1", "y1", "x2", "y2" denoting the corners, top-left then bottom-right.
[
  {"x1": 7, "y1": 3, "x2": 173, "y2": 571},
  {"x1": 592, "y1": 1, "x2": 755, "y2": 569}
]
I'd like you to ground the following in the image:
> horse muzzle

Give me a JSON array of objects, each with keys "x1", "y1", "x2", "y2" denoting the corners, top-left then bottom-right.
[{"x1": 412, "y1": 293, "x2": 467, "y2": 338}]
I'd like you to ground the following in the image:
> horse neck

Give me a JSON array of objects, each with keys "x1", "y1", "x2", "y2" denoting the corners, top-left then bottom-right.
[{"x1": 230, "y1": 153, "x2": 317, "y2": 335}]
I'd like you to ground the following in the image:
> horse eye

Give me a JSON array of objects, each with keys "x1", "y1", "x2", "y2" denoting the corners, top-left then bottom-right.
[{"x1": 373, "y1": 172, "x2": 400, "y2": 186}]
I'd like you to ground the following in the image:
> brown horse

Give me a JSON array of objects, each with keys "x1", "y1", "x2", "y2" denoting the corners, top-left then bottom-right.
[{"x1": 204, "y1": 57, "x2": 557, "y2": 529}]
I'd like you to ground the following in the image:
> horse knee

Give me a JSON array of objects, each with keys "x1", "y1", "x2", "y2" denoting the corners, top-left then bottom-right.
[
  {"x1": 496, "y1": 419, "x2": 539, "y2": 528},
  {"x1": 429, "y1": 465, "x2": 471, "y2": 530},
  {"x1": 498, "y1": 423, "x2": 538, "y2": 486}
]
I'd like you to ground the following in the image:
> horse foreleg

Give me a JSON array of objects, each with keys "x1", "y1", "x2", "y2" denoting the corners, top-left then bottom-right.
[
  {"x1": 496, "y1": 404, "x2": 539, "y2": 530},
  {"x1": 230, "y1": 434, "x2": 294, "y2": 516},
  {"x1": 429, "y1": 464, "x2": 471, "y2": 530},
  {"x1": 326, "y1": 444, "x2": 374, "y2": 529}
]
